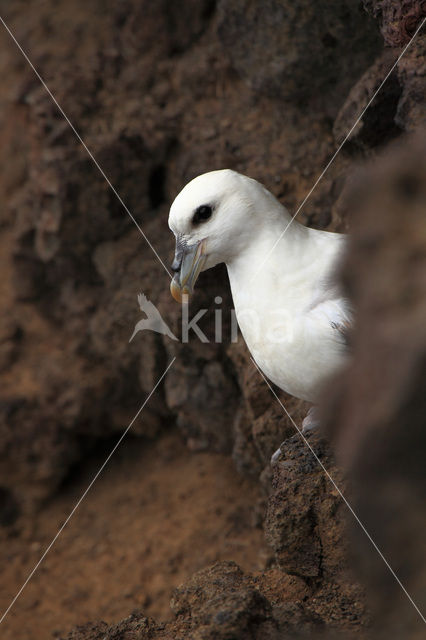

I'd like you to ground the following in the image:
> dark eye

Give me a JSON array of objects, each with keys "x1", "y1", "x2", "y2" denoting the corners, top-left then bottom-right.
[{"x1": 192, "y1": 204, "x2": 213, "y2": 224}]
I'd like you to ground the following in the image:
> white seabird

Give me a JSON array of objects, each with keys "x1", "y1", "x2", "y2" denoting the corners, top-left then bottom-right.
[{"x1": 168, "y1": 169, "x2": 351, "y2": 440}]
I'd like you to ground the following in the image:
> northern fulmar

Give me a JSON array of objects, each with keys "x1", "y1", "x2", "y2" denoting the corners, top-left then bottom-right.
[{"x1": 168, "y1": 170, "x2": 351, "y2": 453}]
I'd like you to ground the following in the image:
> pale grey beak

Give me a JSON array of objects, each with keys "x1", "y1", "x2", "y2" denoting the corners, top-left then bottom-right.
[{"x1": 170, "y1": 237, "x2": 207, "y2": 303}]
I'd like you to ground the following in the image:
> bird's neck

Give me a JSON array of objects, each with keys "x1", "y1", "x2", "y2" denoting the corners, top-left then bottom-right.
[{"x1": 225, "y1": 213, "x2": 311, "y2": 305}]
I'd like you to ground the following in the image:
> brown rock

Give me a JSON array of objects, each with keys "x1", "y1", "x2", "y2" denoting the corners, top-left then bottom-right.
[
  {"x1": 0, "y1": 2, "x2": 423, "y2": 638},
  {"x1": 170, "y1": 561, "x2": 275, "y2": 639},
  {"x1": 62, "y1": 562, "x2": 322, "y2": 639},
  {"x1": 265, "y1": 431, "x2": 368, "y2": 630},
  {"x1": 218, "y1": 0, "x2": 381, "y2": 110},
  {"x1": 326, "y1": 135, "x2": 426, "y2": 639},
  {"x1": 333, "y1": 49, "x2": 403, "y2": 149},
  {"x1": 363, "y1": 0, "x2": 426, "y2": 47},
  {"x1": 396, "y1": 34, "x2": 426, "y2": 131}
]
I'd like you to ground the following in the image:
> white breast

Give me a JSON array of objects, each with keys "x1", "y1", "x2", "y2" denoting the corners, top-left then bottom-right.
[{"x1": 226, "y1": 222, "x2": 349, "y2": 402}]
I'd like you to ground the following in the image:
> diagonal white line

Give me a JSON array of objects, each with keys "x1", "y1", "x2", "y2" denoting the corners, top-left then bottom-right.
[
  {"x1": 0, "y1": 357, "x2": 176, "y2": 627},
  {"x1": 250, "y1": 357, "x2": 426, "y2": 625},
  {"x1": 0, "y1": 15, "x2": 172, "y2": 279},
  {"x1": 251, "y1": 17, "x2": 426, "y2": 284}
]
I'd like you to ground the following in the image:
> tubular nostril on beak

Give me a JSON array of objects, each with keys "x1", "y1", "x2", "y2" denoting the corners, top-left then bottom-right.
[
  {"x1": 171, "y1": 238, "x2": 184, "y2": 273},
  {"x1": 171, "y1": 259, "x2": 181, "y2": 273}
]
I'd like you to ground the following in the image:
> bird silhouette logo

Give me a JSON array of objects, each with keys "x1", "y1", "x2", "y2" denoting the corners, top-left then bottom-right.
[{"x1": 129, "y1": 293, "x2": 178, "y2": 342}]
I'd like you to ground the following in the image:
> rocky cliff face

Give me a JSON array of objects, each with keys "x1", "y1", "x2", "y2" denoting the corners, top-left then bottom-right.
[
  {"x1": 0, "y1": 1, "x2": 424, "y2": 639},
  {"x1": 328, "y1": 135, "x2": 426, "y2": 640}
]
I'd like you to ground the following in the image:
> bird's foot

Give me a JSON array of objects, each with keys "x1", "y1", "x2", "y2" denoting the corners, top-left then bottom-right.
[
  {"x1": 270, "y1": 407, "x2": 320, "y2": 465},
  {"x1": 301, "y1": 406, "x2": 320, "y2": 433}
]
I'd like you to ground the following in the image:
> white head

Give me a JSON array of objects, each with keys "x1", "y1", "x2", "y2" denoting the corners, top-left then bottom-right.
[{"x1": 168, "y1": 169, "x2": 281, "y2": 302}]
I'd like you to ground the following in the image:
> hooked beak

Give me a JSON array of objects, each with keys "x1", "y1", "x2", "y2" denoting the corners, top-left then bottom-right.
[{"x1": 170, "y1": 238, "x2": 207, "y2": 303}]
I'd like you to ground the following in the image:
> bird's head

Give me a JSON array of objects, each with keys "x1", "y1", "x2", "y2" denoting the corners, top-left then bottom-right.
[{"x1": 168, "y1": 169, "x2": 271, "y2": 302}]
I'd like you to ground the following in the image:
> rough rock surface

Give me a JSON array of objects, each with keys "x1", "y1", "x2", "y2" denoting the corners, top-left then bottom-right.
[
  {"x1": 62, "y1": 561, "x2": 321, "y2": 640},
  {"x1": 217, "y1": 0, "x2": 381, "y2": 107},
  {"x1": 0, "y1": 0, "x2": 425, "y2": 639},
  {"x1": 364, "y1": 0, "x2": 426, "y2": 46},
  {"x1": 1, "y1": 0, "x2": 374, "y2": 514},
  {"x1": 326, "y1": 136, "x2": 426, "y2": 640},
  {"x1": 267, "y1": 431, "x2": 368, "y2": 632}
]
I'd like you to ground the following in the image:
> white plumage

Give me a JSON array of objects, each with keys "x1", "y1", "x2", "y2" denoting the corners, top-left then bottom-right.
[{"x1": 168, "y1": 169, "x2": 350, "y2": 408}]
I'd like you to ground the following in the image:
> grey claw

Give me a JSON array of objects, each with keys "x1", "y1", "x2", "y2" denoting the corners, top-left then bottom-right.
[{"x1": 271, "y1": 445, "x2": 283, "y2": 465}]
